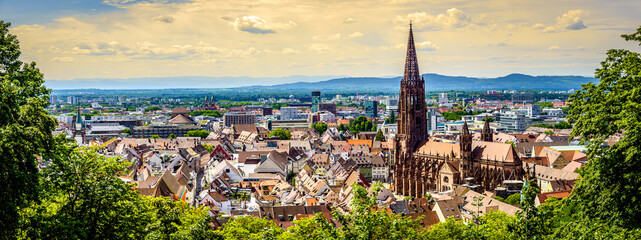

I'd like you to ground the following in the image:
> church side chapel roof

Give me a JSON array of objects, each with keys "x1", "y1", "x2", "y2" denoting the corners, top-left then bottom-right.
[
  {"x1": 471, "y1": 141, "x2": 518, "y2": 163},
  {"x1": 414, "y1": 140, "x2": 517, "y2": 163},
  {"x1": 415, "y1": 141, "x2": 461, "y2": 158}
]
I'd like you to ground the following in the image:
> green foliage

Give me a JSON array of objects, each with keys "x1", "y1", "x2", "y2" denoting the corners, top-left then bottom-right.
[
  {"x1": 270, "y1": 128, "x2": 291, "y2": 140},
  {"x1": 146, "y1": 106, "x2": 162, "y2": 112},
  {"x1": 313, "y1": 122, "x2": 328, "y2": 135},
  {"x1": 337, "y1": 123, "x2": 347, "y2": 132},
  {"x1": 440, "y1": 110, "x2": 471, "y2": 121},
  {"x1": 168, "y1": 133, "x2": 177, "y2": 139},
  {"x1": 532, "y1": 121, "x2": 572, "y2": 129},
  {"x1": 19, "y1": 145, "x2": 150, "y2": 239},
  {"x1": 553, "y1": 121, "x2": 572, "y2": 129},
  {"x1": 202, "y1": 142, "x2": 214, "y2": 152},
  {"x1": 185, "y1": 130, "x2": 211, "y2": 138},
  {"x1": 0, "y1": 20, "x2": 58, "y2": 238},
  {"x1": 536, "y1": 102, "x2": 554, "y2": 108},
  {"x1": 544, "y1": 130, "x2": 555, "y2": 136},
  {"x1": 483, "y1": 117, "x2": 495, "y2": 122},
  {"x1": 334, "y1": 183, "x2": 423, "y2": 239},
  {"x1": 347, "y1": 116, "x2": 374, "y2": 134},
  {"x1": 151, "y1": 134, "x2": 161, "y2": 139},
  {"x1": 375, "y1": 129, "x2": 386, "y2": 142},
  {"x1": 564, "y1": 26, "x2": 641, "y2": 230},
  {"x1": 504, "y1": 193, "x2": 521, "y2": 205},
  {"x1": 18, "y1": 145, "x2": 216, "y2": 239},
  {"x1": 122, "y1": 128, "x2": 131, "y2": 134},
  {"x1": 145, "y1": 197, "x2": 218, "y2": 240},
  {"x1": 506, "y1": 141, "x2": 516, "y2": 149},
  {"x1": 216, "y1": 216, "x2": 284, "y2": 240},
  {"x1": 191, "y1": 110, "x2": 226, "y2": 117},
  {"x1": 385, "y1": 111, "x2": 397, "y2": 124},
  {"x1": 281, "y1": 213, "x2": 340, "y2": 240}
]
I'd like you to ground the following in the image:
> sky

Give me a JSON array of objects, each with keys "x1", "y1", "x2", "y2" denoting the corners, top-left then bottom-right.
[{"x1": 1, "y1": 0, "x2": 640, "y2": 81}]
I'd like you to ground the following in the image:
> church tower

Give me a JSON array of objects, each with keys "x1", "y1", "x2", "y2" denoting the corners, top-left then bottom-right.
[
  {"x1": 482, "y1": 118, "x2": 493, "y2": 142},
  {"x1": 394, "y1": 24, "x2": 428, "y2": 197},
  {"x1": 459, "y1": 121, "x2": 473, "y2": 181}
]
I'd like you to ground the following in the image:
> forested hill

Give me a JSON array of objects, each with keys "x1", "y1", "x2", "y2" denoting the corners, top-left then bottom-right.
[
  {"x1": 46, "y1": 73, "x2": 594, "y2": 90},
  {"x1": 255, "y1": 73, "x2": 594, "y2": 91}
]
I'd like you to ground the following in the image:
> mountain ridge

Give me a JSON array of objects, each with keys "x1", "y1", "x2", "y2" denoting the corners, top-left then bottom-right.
[{"x1": 45, "y1": 73, "x2": 594, "y2": 90}]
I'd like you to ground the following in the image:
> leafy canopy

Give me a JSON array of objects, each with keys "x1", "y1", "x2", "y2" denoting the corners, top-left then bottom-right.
[{"x1": 0, "y1": 20, "x2": 57, "y2": 238}]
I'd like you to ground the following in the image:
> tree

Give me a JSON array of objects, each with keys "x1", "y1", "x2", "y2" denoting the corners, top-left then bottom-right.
[
  {"x1": 482, "y1": 117, "x2": 495, "y2": 122},
  {"x1": 201, "y1": 142, "x2": 214, "y2": 152},
  {"x1": 185, "y1": 130, "x2": 211, "y2": 138},
  {"x1": 270, "y1": 128, "x2": 291, "y2": 140},
  {"x1": 0, "y1": 20, "x2": 57, "y2": 238},
  {"x1": 282, "y1": 213, "x2": 340, "y2": 240},
  {"x1": 19, "y1": 144, "x2": 217, "y2": 239},
  {"x1": 151, "y1": 134, "x2": 161, "y2": 139},
  {"x1": 385, "y1": 111, "x2": 397, "y2": 124},
  {"x1": 504, "y1": 193, "x2": 521, "y2": 205},
  {"x1": 313, "y1": 122, "x2": 328, "y2": 135},
  {"x1": 19, "y1": 145, "x2": 152, "y2": 239},
  {"x1": 145, "y1": 106, "x2": 162, "y2": 112},
  {"x1": 544, "y1": 130, "x2": 555, "y2": 136},
  {"x1": 215, "y1": 216, "x2": 283, "y2": 240},
  {"x1": 375, "y1": 129, "x2": 386, "y2": 142},
  {"x1": 552, "y1": 121, "x2": 572, "y2": 129},
  {"x1": 168, "y1": 133, "x2": 177, "y2": 139},
  {"x1": 122, "y1": 128, "x2": 131, "y2": 134},
  {"x1": 536, "y1": 102, "x2": 554, "y2": 108},
  {"x1": 334, "y1": 183, "x2": 423, "y2": 239},
  {"x1": 564, "y1": 26, "x2": 641, "y2": 230},
  {"x1": 145, "y1": 197, "x2": 218, "y2": 240}
]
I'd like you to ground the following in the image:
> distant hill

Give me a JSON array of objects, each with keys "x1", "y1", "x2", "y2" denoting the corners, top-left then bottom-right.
[
  {"x1": 45, "y1": 73, "x2": 594, "y2": 90},
  {"x1": 252, "y1": 73, "x2": 594, "y2": 91}
]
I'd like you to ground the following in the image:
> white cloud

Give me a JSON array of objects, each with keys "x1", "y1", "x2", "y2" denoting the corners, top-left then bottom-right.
[
  {"x1": 51, "y1": 57, "x2": 74, "y2": 63},
  {"x1": 396, "y1": 8, "x2": 471, "y2": 31},
  {"x1": 313, "y1": 34, "x2": 342, "y2": 41},
  {"x1": 395, "y1": 41, "x2": 438, "y2": 51},
  {"x1": 281, "y1": 48, "x2": 302, "y2": 55},
  {"x1": 309, "y1": 43, "x2": 332, "y2": 54},
  {"x1": 229, "y1": 16, "x2": 295, "y2": 34},
  {"x1": 151, "y1": 15, "x2": 175, "y2": 23},
  {"x1": 416, "y1": 41, "x2": 439, "y2": 51},
  {"x1": 343, "y1": 17, "x2": 356, "y2": 24},
  {"x1": 558, "y1": 10, "x2": 588, "y2": 30},
  {"x1": 548, "y1": 45, "x2": 585, "y2": 51},
  {"x1": 346, "y1": 32, "x2": 364, "y2": 39},
  {"x1": 534, "y1": 10, "x2": 587, "y2": 33}
]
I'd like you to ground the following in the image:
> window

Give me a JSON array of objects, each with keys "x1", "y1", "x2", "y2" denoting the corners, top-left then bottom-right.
[{"x1": 444, "y1": 176, "x2": 449, "y2": 183}]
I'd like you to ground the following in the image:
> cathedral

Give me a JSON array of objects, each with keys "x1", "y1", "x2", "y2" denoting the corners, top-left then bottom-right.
[
  {"x1": 393, "y1": 24, "x2": 524, "y2": 197},
  {"x1": 196, "y1": 95, "x2": 218, "y2": 111}
]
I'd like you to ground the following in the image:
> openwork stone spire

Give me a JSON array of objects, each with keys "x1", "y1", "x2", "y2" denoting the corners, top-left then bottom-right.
[{"x1": 403, "y1": 23, "x2": 421, "y2": 83}]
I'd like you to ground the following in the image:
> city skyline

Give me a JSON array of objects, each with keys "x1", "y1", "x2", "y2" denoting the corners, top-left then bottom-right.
[{"x1": 2, "y1": 0, "x2": 641, "y2": 82}]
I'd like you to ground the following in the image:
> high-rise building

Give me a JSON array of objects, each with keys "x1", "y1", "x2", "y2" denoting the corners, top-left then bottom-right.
[
  {"x1": 318, "y1": 102, "x2": 337, "y2": 115},
  {"x1": 364, "y1": 101, "x2": 379, "y2": 118},
  {"x1": 67, "y1": 96, "x2": 78, "y2": 104},
  {"x1": 50, "y1": 95, "x2": 57, "y2": 104},
  {"x1": 499, "y1": 111, "x2": 527, "y2": 132},
  {"x1": 438, "y1": 93, "x2": 448, "y2": 104},
  {"x1": 223, "y1": 112, "x2": 256, "y2": 127},
  {"x1": 280, "y1": 107, "x2": 298, "y2": 120},
  {"x1": 311, "y1": 90, "x2": 321, "y2": 112}
]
